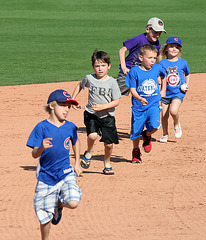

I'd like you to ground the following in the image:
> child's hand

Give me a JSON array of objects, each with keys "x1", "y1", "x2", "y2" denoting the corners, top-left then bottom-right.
[
  {"x1": 74, "y1": 164, "x2": 83, "y2": 177},
  {"x1": 91, "y1": 102, "x2": 105, "y2": 111},
  {"x1": 72, "y1": 104, "x2": 81, "y2": 110},
  {"x1": 42, "y1": 138, "x2": 53, "y2": 150},
  {"x1": 31, "y1": 138, "x2": 53, "y2": 159},
  {"x1": 180, "y1": 83, "x2": 189, "y2": 92},
  {"x1": 122, "y1": 67, "x2": 130, "y2": 75},
  {"x1": 140, "y1": 98, "x2": 148, "y2": 106}
]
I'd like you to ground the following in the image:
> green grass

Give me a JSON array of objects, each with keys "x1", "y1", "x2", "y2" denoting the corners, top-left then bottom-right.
[{"x1": 0, "y1": 0, "x2": 205, "y2": 86}]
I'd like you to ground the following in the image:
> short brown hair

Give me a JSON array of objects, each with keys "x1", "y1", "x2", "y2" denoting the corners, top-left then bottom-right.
[
  {"x1": 139, "y1": 44, "x2": 158, "y2": 56},
  {"x1": 91, "y1": 49, "x2": 111, "y2": 66}
]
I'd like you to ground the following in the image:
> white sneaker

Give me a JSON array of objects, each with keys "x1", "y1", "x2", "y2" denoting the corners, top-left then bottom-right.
[
  {"x1": 160, "y1": 135, "x2": 169, "y2": 143},
  {"x1": 174, "y1": 123, "x2": 182, "y2": 138}
]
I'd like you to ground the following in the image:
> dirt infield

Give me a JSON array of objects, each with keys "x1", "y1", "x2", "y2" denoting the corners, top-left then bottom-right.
[{"x1": 0, "y1": 73, "x2": 205, "y2": 240}]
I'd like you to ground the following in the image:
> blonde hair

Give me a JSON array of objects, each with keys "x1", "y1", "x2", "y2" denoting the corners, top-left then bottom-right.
[
  {"x1": 161, "y1": 43, "x2": 182, "y2": 58},
  {"x1": 44, "y1": 101, "x2": 57, "y2": 113},
  {"x1": 139, "y1": 44, "x2": 158, "y2": 56}
]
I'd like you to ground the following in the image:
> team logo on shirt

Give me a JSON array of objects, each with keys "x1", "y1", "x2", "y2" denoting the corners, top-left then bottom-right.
[
  {"x1": 64, "y1": 137, "x2": 70, "y2": 149},
  {"x1": 138, "y1": 79, "x2": 158, "y2": 95},
  {"x1": 167, "y1": 66, "x2": 180, "y2": 87}
]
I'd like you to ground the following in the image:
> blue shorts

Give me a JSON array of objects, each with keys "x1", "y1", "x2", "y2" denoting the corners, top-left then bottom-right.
[
  {"x1": 34, "y1": 173, "x2": 82, "y2": 224},
  {"x1": 161, "y1": 96, "x2": 183, "y2": 104},
  {"x1": 131, "y1": 105, "x2": 161, "y2": 140}
]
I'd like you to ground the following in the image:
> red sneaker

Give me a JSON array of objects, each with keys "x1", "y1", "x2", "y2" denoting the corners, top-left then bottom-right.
[
  {"x1": 142, "y1": 130, "x2": 152, "y2": 153},
  {"x1": 132, "y1": 148, "x2": 142, "y2": 163}
]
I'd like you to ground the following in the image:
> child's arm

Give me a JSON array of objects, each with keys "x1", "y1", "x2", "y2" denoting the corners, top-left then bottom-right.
[
  {"x1": 31, "y1": 138, "x2": 53, "y2": 158},
  {"x1": 119, "y1": 46, "x2": 130, "y2": 75},
  {"x1": 72, "y1": 82, "x2": 82, "y2": 99},
  {"x1": 91, "y1": 98, "x2": 120, "y2": 111},
  {"x1": 185, "y1": 74, "x2": 190, "y2": 87},
  {"x1": 130, "y1": 88, "x2": 148, "y2": 106},
  {"x1": 181, "y1": 74, "x2": 190, "y2": 92},
  {"x1": 72, "y1": 138, "x2": 82, "y2": 177},
  {"x1": 71, "y1": 82, "x2": 83, "y2": 109},
  {"x1": 159, "y1": 76, "x2": 166, "y2": 98}
]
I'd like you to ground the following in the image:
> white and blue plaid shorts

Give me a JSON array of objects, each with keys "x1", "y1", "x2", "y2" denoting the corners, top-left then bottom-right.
[{"x1": 34, "y1": 173, "x2": 82, "y2": 224}]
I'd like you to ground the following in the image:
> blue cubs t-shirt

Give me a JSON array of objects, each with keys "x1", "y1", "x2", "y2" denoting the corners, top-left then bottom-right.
[
  {"x1": 125, "y1": 64, "x2": 165, "y2": 111},
  {"x1": 158, "y1": 58, "x2": 190, "y2": 98},
  {"x1": 27, "y1": 120, "x2": 78, "y2": 186}
]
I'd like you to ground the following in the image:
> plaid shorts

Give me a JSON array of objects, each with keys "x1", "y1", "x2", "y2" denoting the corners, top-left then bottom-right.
[{"x1": 34, "y1": 173, "x2": 82, "y2": 224}]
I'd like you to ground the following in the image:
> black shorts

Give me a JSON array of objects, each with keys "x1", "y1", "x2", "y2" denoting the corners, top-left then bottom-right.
[{"x1": 84, "y1": 111, "x2": 119, "y2": 144}]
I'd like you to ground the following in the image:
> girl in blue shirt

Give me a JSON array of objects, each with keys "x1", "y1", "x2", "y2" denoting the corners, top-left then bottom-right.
[{"x1": 158, "y1": 37, "x2": 190, "y2": 142}]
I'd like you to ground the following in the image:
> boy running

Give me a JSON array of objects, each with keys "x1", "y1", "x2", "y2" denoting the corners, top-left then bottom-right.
[
  {"x1": 125, "y1": 44, "x2": 166, "y2": 163},
  {"x1": 27, "y1": 89, "x2": 82, "y2": 240},
  {"x1": 72, "y1": 50, "x2": 121, "y2": 174}
]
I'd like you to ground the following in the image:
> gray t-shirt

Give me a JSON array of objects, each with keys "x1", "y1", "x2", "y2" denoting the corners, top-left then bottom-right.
[{"x1": 81, "y1": 74, "x2": 121, "y2": 118}]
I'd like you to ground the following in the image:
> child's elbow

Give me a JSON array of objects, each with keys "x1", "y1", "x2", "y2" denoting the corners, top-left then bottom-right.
[
  {"x1": 32, "y1": 152, "x2": 38, "y2": 159},
  {"x1": 32, "y1": 148, "x2": 40, "y2": 159},
  {"x1": 115, "y1": 99, "x2": 120, "y2": 107}
]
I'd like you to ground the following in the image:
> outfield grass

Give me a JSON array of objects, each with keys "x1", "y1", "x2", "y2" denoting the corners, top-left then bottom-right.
[{"x1": 0, "y1": 0, "x2": 205, "y2": 86}]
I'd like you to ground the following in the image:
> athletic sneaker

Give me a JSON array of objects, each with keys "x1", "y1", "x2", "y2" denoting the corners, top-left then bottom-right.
[
  {"x1": 142, "y1": 130, "x2": 152, "y2": 153},
  {"x1": 52, "y1": 207, "x2": 63, "y2": 225},
  {"x1": 132, "y1": 148, "x2": 142, "y2": 163}
]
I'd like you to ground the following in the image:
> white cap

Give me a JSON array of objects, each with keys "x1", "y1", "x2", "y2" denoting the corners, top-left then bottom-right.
[{"x1": 146, "y1": 17, "x2": 166, "y2": 33}]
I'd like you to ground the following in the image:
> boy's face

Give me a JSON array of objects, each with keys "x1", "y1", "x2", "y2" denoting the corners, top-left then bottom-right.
[
  {"x1": 50, "y1": 101, "x2": 72, "y2": 122},
  {"x1": 139, "y1": 50, "x2": 157, "y2": 70},
  {"x1": 146, "y1": 28, "x2": 162, "y2": 42},
  {"x1": 93, "y1": 59, "x2": 111, "y2": 80}
]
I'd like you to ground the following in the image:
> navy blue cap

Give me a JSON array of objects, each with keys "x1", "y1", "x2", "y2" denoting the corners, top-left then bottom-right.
[
  {"x1": 47, "y1": 89, "x2": 78, "y2": 105},
  {"x1": 166, "y1": 36, "x2": 182, "y2": 47}
]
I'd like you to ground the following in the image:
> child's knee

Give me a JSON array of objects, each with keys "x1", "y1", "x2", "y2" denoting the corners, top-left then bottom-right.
[
  {"x1": 104, "y1": 143, "x2": 113, "y2": 150},
  {"x1": 88, "y1": 132, "x2": 98, "y2": 141},
  {"x1": 66, "y1": 200, "x2": 79, "y2": 209},
  {"x1": 152, "y1": 128, "x2": 158, "y2": 133},
  {"x1": 170, "y1": 108, "x2": 178, "y2": 117}
]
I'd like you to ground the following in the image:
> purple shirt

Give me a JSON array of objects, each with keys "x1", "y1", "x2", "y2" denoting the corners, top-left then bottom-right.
[{"x1": 119, "y1": 33, "x2": 161, "y2": 72}]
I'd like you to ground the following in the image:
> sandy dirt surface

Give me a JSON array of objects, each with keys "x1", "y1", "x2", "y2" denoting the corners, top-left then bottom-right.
[{"x1": 0, "y1": 73, "x2": 205, "y2": 240}]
